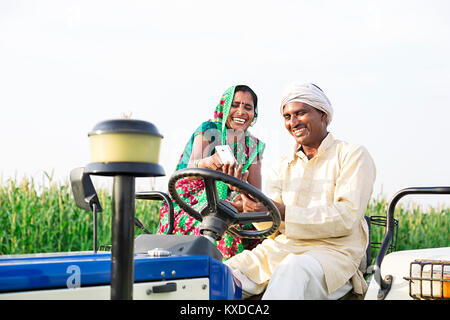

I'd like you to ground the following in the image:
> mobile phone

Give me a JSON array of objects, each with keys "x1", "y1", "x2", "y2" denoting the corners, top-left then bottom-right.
[{"x1": 215, "y1": 145, "x2": 236, "y2": 164}]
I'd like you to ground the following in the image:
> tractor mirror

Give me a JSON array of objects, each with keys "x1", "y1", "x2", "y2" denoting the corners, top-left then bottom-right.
[{"x1": 70, "y1": 167, "x2": 103, "y2": 213}]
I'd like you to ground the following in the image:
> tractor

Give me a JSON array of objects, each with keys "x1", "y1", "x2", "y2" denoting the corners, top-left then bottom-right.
[{"x1": 0, "y1": 119, "x2": 448, "y2": 301}]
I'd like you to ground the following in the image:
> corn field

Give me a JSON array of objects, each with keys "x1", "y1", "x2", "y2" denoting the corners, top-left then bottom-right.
[
  {"x1": 0, "y1": 176, "x2": 160, "y2": 254},
  {"x1": 366, "y1": 196, "x2": 449, "y2": 261},
  {"x1": 0, "y1": 176, "x2": 449, "y2": 258}
]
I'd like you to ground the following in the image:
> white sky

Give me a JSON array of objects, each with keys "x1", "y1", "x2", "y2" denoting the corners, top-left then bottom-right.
[{"x1": 1, "y1": 0, "x2": 449, "y2": 208}]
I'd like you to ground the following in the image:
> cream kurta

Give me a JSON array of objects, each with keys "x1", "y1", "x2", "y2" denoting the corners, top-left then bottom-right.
[{"x1": 225, "y1": 133, "x2": 376, "y2": 295}]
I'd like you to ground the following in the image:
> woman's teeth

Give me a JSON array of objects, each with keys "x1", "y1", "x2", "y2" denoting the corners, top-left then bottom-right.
[{"x1": 232, "y1": 117, "x2": 246, "y2": 124}]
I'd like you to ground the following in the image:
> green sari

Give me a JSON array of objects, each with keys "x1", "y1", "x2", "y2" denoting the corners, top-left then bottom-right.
[{"x1": 158, "y1": 85, "x2": 265, "y2": 260}]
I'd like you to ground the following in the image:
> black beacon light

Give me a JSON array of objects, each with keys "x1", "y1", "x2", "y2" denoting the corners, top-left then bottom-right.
[{"x1": 84, "y1": 119, "x2": 165, "y2": 300}]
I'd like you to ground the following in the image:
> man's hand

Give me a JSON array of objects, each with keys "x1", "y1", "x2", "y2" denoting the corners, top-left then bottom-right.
[
  {"x1": 241, "y1": 193, "x2": 267, "y2": 212},
  {"x1": 241, "y1": 193, "x2": 286, "y2": 221},
  {"x1": 229, "y1": 193, "x2": 244, "y2": 212}
]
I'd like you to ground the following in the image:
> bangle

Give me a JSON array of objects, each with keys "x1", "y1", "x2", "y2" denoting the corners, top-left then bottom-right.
[{"x1": 194, "y1": 159, "x2": 201, "y2": 167}]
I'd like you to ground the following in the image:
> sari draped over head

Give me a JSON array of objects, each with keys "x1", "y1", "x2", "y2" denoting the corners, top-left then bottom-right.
[{"x1": 157, "y1": 85, "x2": 266, "y2": 260}]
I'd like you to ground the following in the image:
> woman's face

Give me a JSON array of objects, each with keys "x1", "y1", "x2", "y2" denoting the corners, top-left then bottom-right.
[{"x1": 225, "y1": 90, "x2": 255, "y2": 131}]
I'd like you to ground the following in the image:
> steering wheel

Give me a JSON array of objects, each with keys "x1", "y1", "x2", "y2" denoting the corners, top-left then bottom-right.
[{"x1": 168, "y1": 168, "x2": 281, "y2": 241}]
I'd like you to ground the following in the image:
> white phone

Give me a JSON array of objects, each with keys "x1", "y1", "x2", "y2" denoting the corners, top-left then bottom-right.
[{"x1": 215, "y1": 145, "x2": 236, "y2": 164}]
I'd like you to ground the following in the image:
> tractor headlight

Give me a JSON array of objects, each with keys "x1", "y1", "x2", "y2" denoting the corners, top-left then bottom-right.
[{"x1": 86, "y1": 119, "x2": 165, "y2": 177}]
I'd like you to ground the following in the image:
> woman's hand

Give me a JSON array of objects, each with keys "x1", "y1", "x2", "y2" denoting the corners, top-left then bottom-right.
[
  {"x1": 199, "y1": 155, "x2": 249, "y2": 187},
  {"x1": 198, "y1": 153, "x2": 223, "y2": 170},
  {"x1": 222, "y1": 163, "x2": 248, "y2": 180},
  {"x1": 222, "y1": 163, "x2": 249, "y2": 192}
]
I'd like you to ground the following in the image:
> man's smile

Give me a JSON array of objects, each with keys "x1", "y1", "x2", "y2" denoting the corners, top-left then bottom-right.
[{"x1": 291, "y1": 126, "x2": 307, "y2": 137}]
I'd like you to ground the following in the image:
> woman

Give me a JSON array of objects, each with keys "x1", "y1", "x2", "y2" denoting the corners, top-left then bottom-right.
[{"x1": 157, "y1": 85, "x2": 266, "y2": 260}]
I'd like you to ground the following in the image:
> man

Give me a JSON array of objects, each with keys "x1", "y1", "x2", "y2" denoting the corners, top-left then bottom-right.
[{"x1": 225, "y1": 82, "x2": 376, "y2": 299}]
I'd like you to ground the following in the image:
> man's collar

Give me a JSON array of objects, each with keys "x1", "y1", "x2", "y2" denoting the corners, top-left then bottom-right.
[
  {"x1": 290, "y1": 132, "x2": 334, "y2": 162},
  {"x1": 316, "y1": 132, "x2": 334, "y2": 155}
]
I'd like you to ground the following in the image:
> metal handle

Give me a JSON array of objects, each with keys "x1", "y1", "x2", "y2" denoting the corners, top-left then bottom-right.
[
  {"x1": 373, "y1": 186, "x2": 450, "y2": 300},
  {"x1": 135, "y1": 191, "x2": 174, "y2": 235},
  {"x1": 150, "y1": 282, "x2": 177, "y2": 294}
]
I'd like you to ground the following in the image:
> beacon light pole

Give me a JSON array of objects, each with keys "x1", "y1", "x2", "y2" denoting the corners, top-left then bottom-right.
[{"x1": 85, "y1": 119, "x2": 165, "y2": 300}]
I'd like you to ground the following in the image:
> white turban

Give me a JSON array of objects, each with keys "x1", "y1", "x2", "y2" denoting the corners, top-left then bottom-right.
[{"x1": 280, "y1": 82, "x2": 333, "y2": 125}]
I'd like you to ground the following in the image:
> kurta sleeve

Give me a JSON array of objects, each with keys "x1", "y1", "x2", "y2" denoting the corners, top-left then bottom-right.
[{"x1": 284, "y1": 145, "x2": 376, "y2": 239}]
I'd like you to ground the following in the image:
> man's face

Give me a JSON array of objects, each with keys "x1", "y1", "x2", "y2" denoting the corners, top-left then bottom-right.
[{"x1": 283, "y1": 102, "x2": 328, "y2": 148}]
